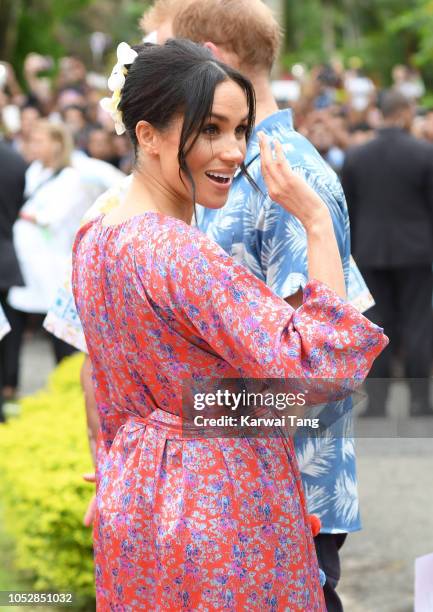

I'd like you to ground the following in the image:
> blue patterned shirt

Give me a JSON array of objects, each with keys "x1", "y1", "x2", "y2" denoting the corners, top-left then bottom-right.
[{"x1": 198, "y1": 109, "x2": 369, "y2": 533}]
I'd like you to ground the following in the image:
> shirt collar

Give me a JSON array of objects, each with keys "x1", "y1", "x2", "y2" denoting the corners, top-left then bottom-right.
[
  {"x1": 378, "y1": 126, "x2": 406, "y2": 136},
  {"x1": 235, "y1": 109, "x2": 294, "y2": 177}
]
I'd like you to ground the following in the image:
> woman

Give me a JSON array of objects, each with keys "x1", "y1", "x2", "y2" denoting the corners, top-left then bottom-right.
[
  {"x1": 72, "y1": 40, "x2": 387, "y2": 611},
  {"x1": 7, "y1": 120, "x2": 88, "y2": 391}
]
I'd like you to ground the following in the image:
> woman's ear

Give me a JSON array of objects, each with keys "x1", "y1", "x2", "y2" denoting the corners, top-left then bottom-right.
[{"x1": 136, "y1": 120, "x2": 160, "y2": 156}]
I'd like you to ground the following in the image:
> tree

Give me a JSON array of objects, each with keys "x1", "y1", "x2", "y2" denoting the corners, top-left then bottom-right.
[
  {"x1": 0, "y1": 0, "x2": 23, "y2": 60},
  {"x1": 281, "y1": 0, "x2": 427, "y2": 88},
  {"x1": 3, "y1": 0, "x2": 150, "y2": 84}
]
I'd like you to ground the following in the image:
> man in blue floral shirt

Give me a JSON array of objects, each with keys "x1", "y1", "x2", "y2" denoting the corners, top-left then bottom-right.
[{"x1": 174, "y1": 2, "x2": 373, "y2": 609}]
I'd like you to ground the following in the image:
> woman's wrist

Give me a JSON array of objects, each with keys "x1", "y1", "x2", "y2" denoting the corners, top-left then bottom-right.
[{"x1": 303, "y1": 206, "x2": 332, "y2": 235}]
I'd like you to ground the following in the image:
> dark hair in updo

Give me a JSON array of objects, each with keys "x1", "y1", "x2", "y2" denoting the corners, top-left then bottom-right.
[{"x1": 118, "y1": 38, "x2": 257, "y2": 196}]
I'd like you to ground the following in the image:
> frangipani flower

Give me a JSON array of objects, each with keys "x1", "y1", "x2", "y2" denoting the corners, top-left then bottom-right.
[
  {"x1": 107, "y1": 64, "x2": 126, "y2": 92},
  {"x1": 100, "y1": 89, "x2": 125, "y2": 135},
  {"x1": 100, "y1": 42, "x2": 138, "y2": 135},
  {"x1": 107, "y1": 42, "x2": 138, "y2": 92}
]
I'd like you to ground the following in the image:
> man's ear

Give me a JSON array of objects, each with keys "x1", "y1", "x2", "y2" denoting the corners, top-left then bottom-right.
[
  {"x1": 204, "y1": 41, "x2": 225, "y2": 62},
  {"x1": 204, "y1": 41, "x2": 239, "y2": 70},
  {"x1": 135, "y1": 120, "x2": 159, "y2": 156}
]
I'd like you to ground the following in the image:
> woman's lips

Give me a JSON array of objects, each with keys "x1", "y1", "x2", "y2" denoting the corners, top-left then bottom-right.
[{"x1": 205, "y1": 171, "x2": 233, "y2": 189}]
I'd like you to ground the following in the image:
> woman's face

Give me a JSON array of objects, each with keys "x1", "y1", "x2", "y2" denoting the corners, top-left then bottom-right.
[
  {"x1": 29, "y1": 128, "x2": 59, "y2": 167},
  {"x1": 157, "y1": 80, "x2": 250, "y2": 209}
]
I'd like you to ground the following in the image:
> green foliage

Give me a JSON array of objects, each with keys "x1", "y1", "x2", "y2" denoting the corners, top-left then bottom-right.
[
  {"x1": 6, "y1": 0, "x2": 95, "y2": 69},
  {"x1": 282, "y1": 0, "x2": 432, "y2": 89},
  {"x1": 388, "y1": 0, "x2": 433, "y2": 66},
  {"x1": 0, "y1": 353, "x2": 95, "y2": 610},
  {"x1": 4, "y1": 0, "x2": 433, "y2": 92},
  {"x1": 3, "y1": 0, "x2": 151, "y2": 83},
  {"x1": 386, "y1": 0, "x2": 433, "y2": 86}
]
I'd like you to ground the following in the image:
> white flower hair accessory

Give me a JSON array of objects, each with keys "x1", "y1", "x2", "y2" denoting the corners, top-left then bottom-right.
[{"x1": 100, "y1": 42, "x2": 138, "y2": 135}]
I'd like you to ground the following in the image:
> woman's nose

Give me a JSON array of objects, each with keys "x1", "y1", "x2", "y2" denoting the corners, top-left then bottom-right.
[{"x1": 220, "y1": 143, "x2": 245, "y2": 165}]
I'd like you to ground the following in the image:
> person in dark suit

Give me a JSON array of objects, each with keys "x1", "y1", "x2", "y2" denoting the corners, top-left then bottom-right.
[
  {"x1": 0, "y1": 140, "x2": 27, "y2": 414},
  {"x1": 342, "y1": 90, "x2": 433, "y2": 416}
]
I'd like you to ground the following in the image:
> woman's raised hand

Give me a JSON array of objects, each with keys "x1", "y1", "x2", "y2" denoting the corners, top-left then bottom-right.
[
  {"x1": 258, "y1": 131, "x2": 346, "y2": 298},
  {"x1": 258, "y1": 131, "x2": 329, "y2": 230}
]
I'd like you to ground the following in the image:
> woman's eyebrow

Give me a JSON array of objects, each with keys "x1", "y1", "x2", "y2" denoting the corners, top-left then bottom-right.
[{"x1": 209, "y1": 112, "x2": 250, "y2": 122}]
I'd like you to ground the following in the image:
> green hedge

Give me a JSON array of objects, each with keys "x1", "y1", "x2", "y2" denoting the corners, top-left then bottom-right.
[{"x1": 0, "y1": 353, "x2": 95, "y2": 610}]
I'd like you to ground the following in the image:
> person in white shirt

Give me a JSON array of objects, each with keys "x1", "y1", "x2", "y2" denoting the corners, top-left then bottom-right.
[
  {"x1": 71, "y1": 148, "x2": 124, "y2": 204},
  {"x1": 7, "y1": 120, "x2": 90, "y2": 392}
]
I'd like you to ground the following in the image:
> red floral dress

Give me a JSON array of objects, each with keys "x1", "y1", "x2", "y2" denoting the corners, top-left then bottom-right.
[{"x1": 72, "y1": 212, "x2": 387, "y2": 611}]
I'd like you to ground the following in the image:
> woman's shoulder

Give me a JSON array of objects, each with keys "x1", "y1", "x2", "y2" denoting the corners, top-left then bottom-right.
[
  {"x1": 132, "y1": 213, "x2": 229, "y2": 267},
  {"x1": 73, "y1": 212, "x2": 230, "y2": 277},
  {"x1": 57, "y1": 165, "x2": 81, "y2": 182}
]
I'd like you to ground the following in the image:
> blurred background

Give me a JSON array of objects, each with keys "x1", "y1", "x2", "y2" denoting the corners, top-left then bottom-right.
[
  {"x1": 1, "y1": 1, "x2": 433, "y2": 611},
  {"x1": 2, "y1": 0, "x2": 433, "y2": 174}
]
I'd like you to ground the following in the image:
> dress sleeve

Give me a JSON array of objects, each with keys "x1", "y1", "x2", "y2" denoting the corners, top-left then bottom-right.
[{"x1": 143, "y1": 224, "x2": 388, "y2": 383}]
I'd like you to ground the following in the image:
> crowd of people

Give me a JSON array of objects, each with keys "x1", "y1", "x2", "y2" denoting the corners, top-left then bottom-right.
[
  {"x1": 275, "y1": 62, "x2": 431, "y2": 176},
  {"x1": 1, "y1": 27, "x2": 432, "y2": 176},
  {"x1": 0, "y1": 52, "x2": 126, "y2": 399},
  {"x1": 0, "y1": 0, "x2": 432, "y2": 610}
]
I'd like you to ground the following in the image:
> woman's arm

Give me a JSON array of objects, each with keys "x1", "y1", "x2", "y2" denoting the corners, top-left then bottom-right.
[
  {"x1": 145, "y1": 223, "x2": 387, "y2": 387},
  {"x1": 258, "y1": 133, "x2": 346, "y2": 299},
  {"x1": 80, "y1": 355, "x2": 99, "y2": 465},
  {"x1": 140, "y1": 136, "x2": 386, "y2": 386}
]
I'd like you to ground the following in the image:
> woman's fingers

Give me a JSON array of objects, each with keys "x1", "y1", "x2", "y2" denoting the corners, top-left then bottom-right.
[
  {"x1": 260, "y1": 134, "x2": 290, "y2": 180},
  {"x1": 259, "y1": 131, "x2": 326, "y2": 224},
  {"x1": 258, "y1": 132, "x2": 273, "y2": 177},
  {"x1": 274, "y1": 138, "x2": 288, "y2": 169},
  {"x1": 259, "y1": 133, "x2": 288, "y2": 202},
  {"x1": 259, "y1": 133, "x2": 282, "y2": 191}
]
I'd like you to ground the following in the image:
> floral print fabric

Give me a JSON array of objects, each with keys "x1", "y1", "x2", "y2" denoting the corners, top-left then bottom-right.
[{"x1": 72, "y1": 212, "x2": 387, "y2": 611}]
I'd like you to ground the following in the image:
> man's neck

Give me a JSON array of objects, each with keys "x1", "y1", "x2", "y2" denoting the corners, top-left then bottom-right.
[
  {"x1": 381, "y1": 118, "x2": 408, "y2": 131},
  {"x1": 245, "y1": 71, "x2": 279, "y2": 126}
]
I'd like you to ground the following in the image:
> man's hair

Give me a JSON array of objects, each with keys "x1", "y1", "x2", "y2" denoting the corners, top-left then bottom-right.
[
  {"x1": 173, "y1": 0, "x2": 281, "y2": 72},
  {"x1": 381, "y1": 90, "x2": 411, "y2": 119},
  {"x1": 139, "y1": 0, "x2": 193, "y2": 33}
]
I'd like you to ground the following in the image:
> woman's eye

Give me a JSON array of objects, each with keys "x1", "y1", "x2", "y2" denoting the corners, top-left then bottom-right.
[
  {"x1": 235, "y1": 124, "x2": 248, "y2": 136},
  {"x1": 203, "y1": 124, "x2": 219, "y2": 135}
]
